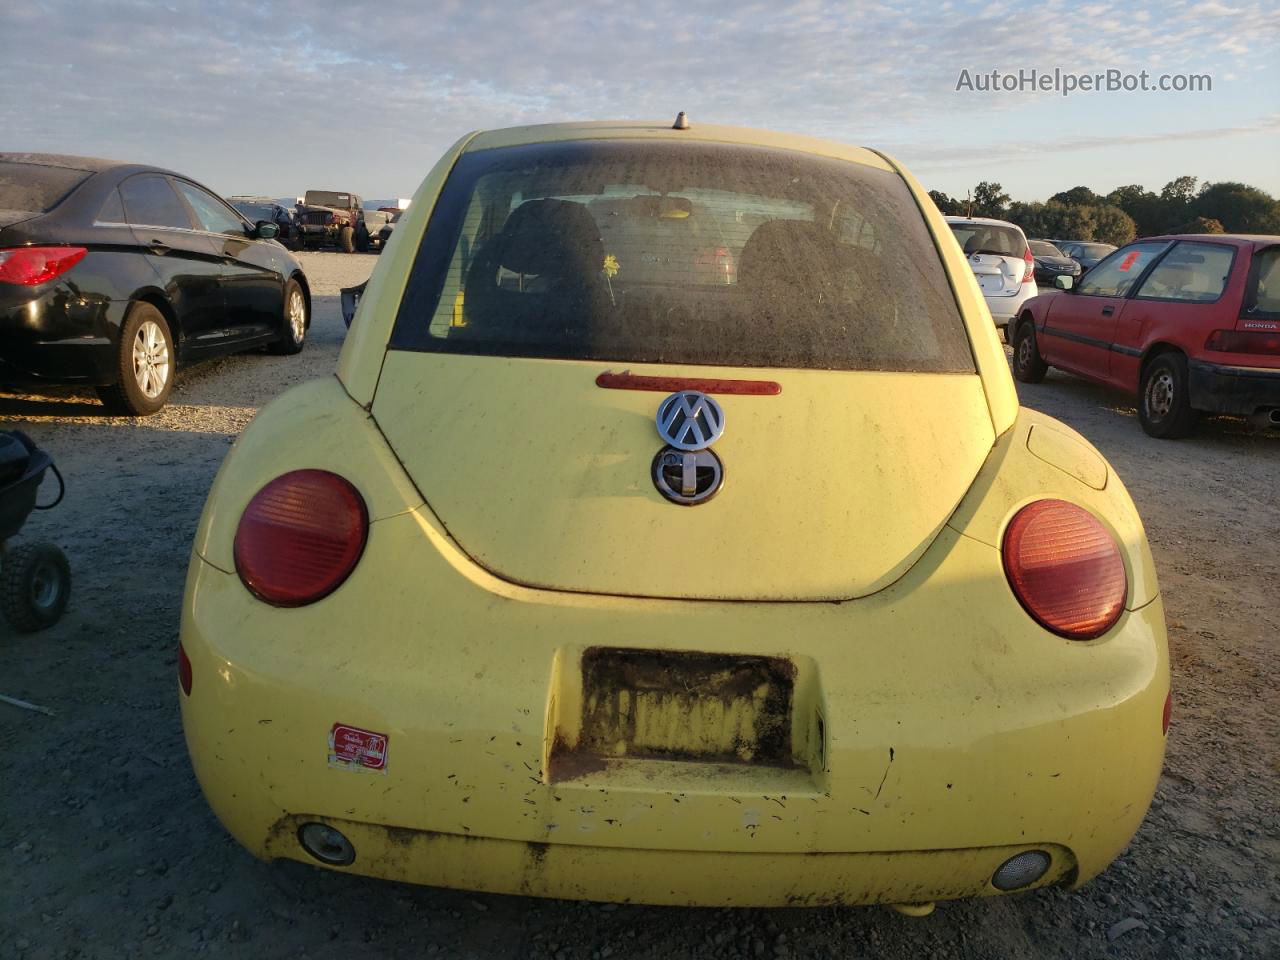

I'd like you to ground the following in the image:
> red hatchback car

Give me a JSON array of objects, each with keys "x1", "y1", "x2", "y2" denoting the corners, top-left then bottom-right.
[{"x1": 1010, "y1": 235, "x2": 1280, "y2": 437}]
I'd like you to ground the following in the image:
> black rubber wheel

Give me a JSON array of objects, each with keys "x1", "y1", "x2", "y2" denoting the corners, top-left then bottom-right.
[
  {"x1": 1139, "y1": 353, "x2": 1199, "y2": 439},
  {"x1": 1012, "y1": 321, "x2": 1048, "y2": 384},
  {"x1": 355, "y1": 224, "x2": 371, "y2": 253},
  {"x1": 338, "y1": 225, "x2": 356, "y2": 254},
  {"x1": 95, "y1": 303, "x2": 174, "y2": 416},
  {"x1": 269, "y1": 278, "x2": 307, "y2": 356},
  {"x1": 1, "y1": 542, "x2": 71, "y2": 633}
]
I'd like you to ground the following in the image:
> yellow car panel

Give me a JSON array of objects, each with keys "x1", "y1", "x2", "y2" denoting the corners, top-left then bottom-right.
[
  {"x1": 371, "y1": 352, "x2": 995, "y2": 600},
  {"x1": 181, "y1": 120, "x2": 1169, "y2": 908}
]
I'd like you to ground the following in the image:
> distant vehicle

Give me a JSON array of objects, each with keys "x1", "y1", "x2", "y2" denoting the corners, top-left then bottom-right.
[
  {"x1": 296, "y1": 190, "x2": 369, "y2": 253},
  {"x1": 1011, "y1": 234, "x2": 1280, "y2": 437},
  {"x1": 362, "y1": 209, "x2": 393, "y2": 250},
  {"x1": 228, "y1": 196, "x2": 300, "y2": 249},
  {"x1": 377, "y1": 209, "x2": 404, "y2": 249},
  {"x1": 1028, "y1": 239, "x2": 1082, "y2": 286},
  {"x1": 946, "y1": 216, "x2": 1038, "y2": 337},
  {"x1": 0, "y1": 153, "x2": 310, "y2": 415},
  {"x1": 1058, "y1": 241, "x2": 1116, "y2": 274}
]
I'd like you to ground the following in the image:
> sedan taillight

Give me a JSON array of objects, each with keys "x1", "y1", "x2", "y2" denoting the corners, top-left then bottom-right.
[
  {"x1": 234, "y1": 470, "x2": 368, "y2": 607},
  {"x1": 0, "y1": 246, "x2": 87, "y2": 285},
  {"x1": 1002, "y1": 500, "x2": 1127, "y2": 640},
  {"x1": 1206, "y1": 329, "x2": 1280, "y2": 355}
]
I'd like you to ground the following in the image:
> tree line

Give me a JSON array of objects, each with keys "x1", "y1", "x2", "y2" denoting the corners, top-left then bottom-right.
[{"x1": 928, "y1": 178, "x2": 1280, "y2": 247}]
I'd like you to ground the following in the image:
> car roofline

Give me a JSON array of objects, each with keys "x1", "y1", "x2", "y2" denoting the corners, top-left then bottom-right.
[{"x1": 462, "y1": 120, "x2": 894, "y2": 172}]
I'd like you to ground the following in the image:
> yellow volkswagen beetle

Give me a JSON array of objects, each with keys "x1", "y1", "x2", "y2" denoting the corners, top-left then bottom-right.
[{"x1": 180, "y1": 119, "x2": 1170, "y2": 909}]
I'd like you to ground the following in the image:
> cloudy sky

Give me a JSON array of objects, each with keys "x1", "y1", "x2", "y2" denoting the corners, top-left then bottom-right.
[{"x1": 3, "y1": 0, "x2": 1276, "y2": 203}]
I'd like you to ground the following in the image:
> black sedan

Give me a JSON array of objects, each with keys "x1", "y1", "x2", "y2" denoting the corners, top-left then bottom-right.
[
  {"x1": 0, "y1": 154, "x2": 310, "y2": 415},
  {"x1": 1028, "y1": 239, "x2": 1082, "y2": 286},
  {"x1": 1057, "y1": 240, "x2": 1117, "y2": 274},
  {"x1": 228, "y1": 196, "x2": 301, "y2": 249}
]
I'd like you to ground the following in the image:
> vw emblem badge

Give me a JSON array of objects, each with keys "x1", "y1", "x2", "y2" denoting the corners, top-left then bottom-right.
[{"x1": 655, "y1": 391, "x2": 725, "y2": 451}]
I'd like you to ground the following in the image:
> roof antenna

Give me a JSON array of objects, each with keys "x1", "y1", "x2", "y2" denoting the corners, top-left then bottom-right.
[{"x1": 672, "y1": 111, "x2": 690, "y2": 130}]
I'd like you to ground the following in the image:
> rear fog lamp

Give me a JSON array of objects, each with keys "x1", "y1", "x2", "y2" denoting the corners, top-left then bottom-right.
[
  {"x1": 992, "y1": 850, "x2": 1051, "y2": 891},
  {"x1": 298, "y1": 822, "x2": 356, "y2": 866}
]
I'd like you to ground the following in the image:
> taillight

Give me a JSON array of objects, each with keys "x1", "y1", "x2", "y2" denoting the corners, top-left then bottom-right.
[
  {"x1": 1002, "y1": 500, "x2": 1127, "y2": 639},
  {"x1": 0, "y1": 246, "x2": 87, "y2": 285},
  {"x1": 233, "y1": 470, "x2": 368, "y2": 607},
  {"x1": 1022, "y1": 246, "x2": 1035, "y2": 283},
  {"x1": 1206, "y1": 329, "x2": 1280, "y2": 355}
]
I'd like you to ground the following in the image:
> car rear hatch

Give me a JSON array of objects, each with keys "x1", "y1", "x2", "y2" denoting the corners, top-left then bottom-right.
[
  {"x1": 369, "y1": 139, "x2": 995, "y2": 601},
  {"x1": 949, "y1": 221, "x2": 1028, "y2": 297}
]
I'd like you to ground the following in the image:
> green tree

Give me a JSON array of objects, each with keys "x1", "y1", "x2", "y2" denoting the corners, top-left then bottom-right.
[
  {"x1": 1106, "y1": 184, "x2": 1164, "y2": 237},
  {"x1": 1160, "y1": 176, "x2": 1199, "y2": 204},
  {"x1": 1190, "y1": 182, "x2": 1280, "y2": 233},
  {"x1": 1048, "y1": 186, "x2": 1101, "y2": 207},
  {"x1": 1007, "y1": 201, "x2": 1098, "y2": 242},
  {"x1": 927, "y1": 190, "x2": 962, "y2": 216},
  {"x1": 1172, "y1": 216, "x2": 1225, "y2": 234},
  {"x1": 1090, "y1": 204, "x2": 1138, "y2": 246},
  {"x1": 971, "y1": 182, "x2": 1010, "y2": 219}
]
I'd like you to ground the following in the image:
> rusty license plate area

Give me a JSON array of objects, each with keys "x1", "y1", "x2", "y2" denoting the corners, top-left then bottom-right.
[{"x1": 574, "y1": 647, "x2": 796, "y2": 767}]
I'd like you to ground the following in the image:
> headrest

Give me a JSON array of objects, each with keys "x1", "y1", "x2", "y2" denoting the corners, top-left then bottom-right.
[
  {"x1": 738, "y1": 220, "x2": 831, "y2": 283},
  {"x1": 495, "y1": 198, "x2": 602, "y2": 277}
]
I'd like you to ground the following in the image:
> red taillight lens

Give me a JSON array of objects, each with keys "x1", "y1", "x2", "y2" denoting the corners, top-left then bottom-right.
[
  {"x1": 1206, "y1": 329, "x2": 1280, "y2": 355},
  {"x1": 0, "y1": 246, "x2": 87, "y2": 285},
  {"x1": 233, "y1": 470, "x2": 368, "y2": 607},
  {"x1": 1002, "y1": 499, "x2": 1127, "y2": 639},
  {"x1": 1162, "y1": 692, "x2": 1172, "y2": 735},
  {"x1": 178, "y1": 644, "x2": 193, "y2": 696},
  {"x1": 1022, "y1": 246, "x2": 1035, "y2": 283}
]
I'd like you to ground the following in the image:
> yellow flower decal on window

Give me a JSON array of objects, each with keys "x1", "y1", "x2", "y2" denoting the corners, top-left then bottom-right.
[{"x1": 602, "y1": 254, "x2": 619, "y2": 278}]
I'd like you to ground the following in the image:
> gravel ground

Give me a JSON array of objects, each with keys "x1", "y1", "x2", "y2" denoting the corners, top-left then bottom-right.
[{"x1": 1, "y1": 251, "x2": 1277, "y2": 960}]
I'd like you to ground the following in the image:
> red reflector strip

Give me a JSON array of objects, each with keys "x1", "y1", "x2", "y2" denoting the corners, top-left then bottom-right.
[{"x1": 595, "y1": 372, "x2": 781, "y2": 395}]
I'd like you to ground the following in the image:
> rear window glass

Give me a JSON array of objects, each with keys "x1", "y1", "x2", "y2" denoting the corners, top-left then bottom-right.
[
  {"x1": 305, "y1": 191, "x2": 353, "y2": 208},
  {"x1": 1135, "y1": 242, "x2": 1234, "y2": 303},
  {"x1": 948, "y1": 221, "x2": 1025, "y2": 258},
  {"x1": 233, "y1": 202, "x2": 275, "y2": 221},
  {"x1": 389, "y1": 141, "x2": 973, "y2": 372},
  {"x1": 1246, "y1": 247, "x2": 1280, "y2": 318},
  {"x1": 0, "y1": 161, "x2": 91, "y2": 213}
]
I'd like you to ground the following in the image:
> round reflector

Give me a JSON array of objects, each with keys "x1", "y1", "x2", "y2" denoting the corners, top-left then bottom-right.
[
  {"x1": 1002, "y1": 499, "x2": 1126, "y2": 640},
  {"x1": 992, "y1": 850, "x2": 1051, "y2": 891},
  {"x1": 234, "y1": 470, "x2": 368, "y2": 607}
]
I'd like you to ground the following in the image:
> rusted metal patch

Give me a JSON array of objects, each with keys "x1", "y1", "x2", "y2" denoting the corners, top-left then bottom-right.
[{"x1": 551, "y1": 647, "x2": 796, "y2": 779}]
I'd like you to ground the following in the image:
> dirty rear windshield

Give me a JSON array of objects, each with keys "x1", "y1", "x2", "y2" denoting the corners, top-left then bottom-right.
[
  {"x1": 0, "y1": 161, "x2": 92, "y2": 214},
  {"x1": 304, "y1": 191, "x2": 353, "y2": 208},
  {"x1": 389, "y1": 141, "x2": 974, "y2": 372}
]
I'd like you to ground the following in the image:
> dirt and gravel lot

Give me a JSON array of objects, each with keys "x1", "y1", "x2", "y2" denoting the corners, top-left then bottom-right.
[{"x1": 1, "y1": 251, "x2": 1277, "y2": 960}]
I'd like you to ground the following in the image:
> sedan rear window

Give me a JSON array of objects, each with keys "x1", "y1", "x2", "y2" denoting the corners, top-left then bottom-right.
[
  {"x1": 390, "y1": 141, "x2": 974, "y2": 373},
  {"x1": 0, "y1": 161, "x2": 92, "y2": 214}
]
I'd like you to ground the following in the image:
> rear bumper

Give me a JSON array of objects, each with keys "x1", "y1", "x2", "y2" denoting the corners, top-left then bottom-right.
[
  {"x1": 180, "y1": 508, "x2": 1169, "y2": 906},
  {"x1": 264, "y1": 815, "x2": 1078, "y2": 906},
  {"x1": 0, "y1": 291, "x2": 125, "y2": 386},
  {"x1": 1188, "y1": 359, "x2": 1280, "y2": 415}
]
